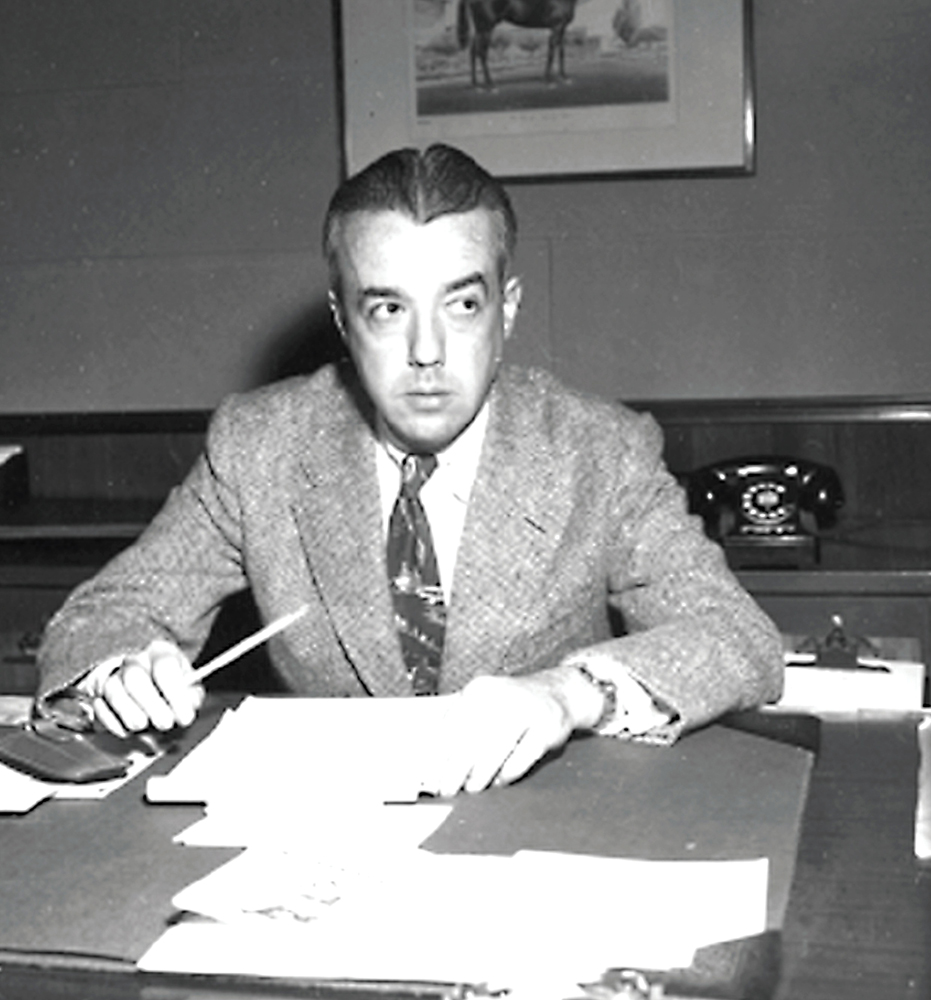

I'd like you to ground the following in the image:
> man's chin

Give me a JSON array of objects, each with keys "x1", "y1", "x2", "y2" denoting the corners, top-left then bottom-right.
[{"x1": 387, "y1": 414, "x2": 464, "y2": 454}]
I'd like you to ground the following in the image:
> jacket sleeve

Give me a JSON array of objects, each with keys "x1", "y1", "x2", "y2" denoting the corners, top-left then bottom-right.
[
  {"x1": 587, "y1": 412, "x2": 784, "y2": 741},
  {"x1": 35, "y1": 399, "x2": 250, "y2": 705}
]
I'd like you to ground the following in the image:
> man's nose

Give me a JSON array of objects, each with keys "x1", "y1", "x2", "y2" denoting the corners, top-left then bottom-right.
[{"x1": 408, "y1": 311, "x2": 445, "y2": 367}]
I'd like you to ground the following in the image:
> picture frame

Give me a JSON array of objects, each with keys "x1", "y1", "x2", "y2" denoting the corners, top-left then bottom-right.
[{"x1": 338, "y1": 0, "x2": 754, "y2": 180}]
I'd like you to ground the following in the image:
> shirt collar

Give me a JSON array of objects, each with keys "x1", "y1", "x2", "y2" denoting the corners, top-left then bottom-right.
[{"x1": 377, "y1": 401, "x2": 490, "y2": 479}]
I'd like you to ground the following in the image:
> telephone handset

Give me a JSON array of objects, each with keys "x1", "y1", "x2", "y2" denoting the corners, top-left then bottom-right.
[{"x1": 685, "y1": 456, "x2": 844, "y2": 547}]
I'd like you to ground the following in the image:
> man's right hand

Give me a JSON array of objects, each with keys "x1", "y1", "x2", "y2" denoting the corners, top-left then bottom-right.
[{"x1": 87, "y1": 640, "x2": 205, "y2": 738}]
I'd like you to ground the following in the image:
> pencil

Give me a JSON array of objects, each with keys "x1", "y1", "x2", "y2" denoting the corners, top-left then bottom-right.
[{"x1": 190, "y1": 604, "x2": 310, "y2": 684}]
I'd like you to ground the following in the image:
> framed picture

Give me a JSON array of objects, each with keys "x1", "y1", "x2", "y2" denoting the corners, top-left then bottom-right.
[{"x1": 338, "y1": 0, "x2": 754, "y2": 179}]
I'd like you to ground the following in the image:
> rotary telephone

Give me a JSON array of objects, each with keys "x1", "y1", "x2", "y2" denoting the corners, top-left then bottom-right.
[{"x1": 685, "y1": 456, "x2": 844, "y2": 564}]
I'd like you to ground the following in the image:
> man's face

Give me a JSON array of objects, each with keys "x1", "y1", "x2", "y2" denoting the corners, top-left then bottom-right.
[{"x1": 330, "y1": 208, "x2": 521, "y2": 453}]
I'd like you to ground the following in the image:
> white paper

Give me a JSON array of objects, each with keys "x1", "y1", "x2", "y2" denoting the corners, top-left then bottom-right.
[
  {"x1": 916, "y1": 714, "x2": 931, "y2": 859},
  {"x1": 0, "y1": 695, "x2": 33, "y2": 727},
  {"x1": 141, "y1": 696, "x2": 770, "y2": 992},
  {"x1": 174, "y1": 798, "x2": 452, "y2": 850},
  {"x1": 0, "y1": 760, "x2": 54, "y2": 813},
  {"x1": 140, "y1": 848, "x2": 768, "y2": 990},
  {"x1": 771, "y1": 656, "x2": 924, "y2": 714},
  {"x1": 146, "y1": 695, "x2": 458, "y2": 806}
]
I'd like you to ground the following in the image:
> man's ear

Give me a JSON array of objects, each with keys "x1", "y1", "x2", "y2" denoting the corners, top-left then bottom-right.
[
  {"x1": 328, "y1": 290, "x2": 346, "y2": 340},
  {"x1": 502, "y1": 275, "x2": 522, "y2": 340}
]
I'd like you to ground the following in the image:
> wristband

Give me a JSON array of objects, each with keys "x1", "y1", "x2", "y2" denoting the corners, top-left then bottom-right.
[{"x1": 574, "y1": 663, "x2": 619, "y2": 732}]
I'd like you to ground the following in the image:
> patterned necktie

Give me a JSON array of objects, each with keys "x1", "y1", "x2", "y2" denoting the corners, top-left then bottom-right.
[{"x1": 386, "y1": 454, "x2": 446, "y2": 695}]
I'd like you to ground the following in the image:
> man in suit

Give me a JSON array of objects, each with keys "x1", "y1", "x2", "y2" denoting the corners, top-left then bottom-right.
[{"x1": 37, "y1": 143, "x2": 782, "y2": 795}]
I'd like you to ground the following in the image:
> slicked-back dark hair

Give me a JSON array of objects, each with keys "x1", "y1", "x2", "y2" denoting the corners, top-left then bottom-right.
[{"x1": 323, "y1": 144, "x2": 517, "y2": 295}]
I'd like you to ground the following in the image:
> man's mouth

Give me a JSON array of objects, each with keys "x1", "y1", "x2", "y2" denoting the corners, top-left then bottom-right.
[{"x1": 406, "y1": 389, "x2": 449, "y2": 411}]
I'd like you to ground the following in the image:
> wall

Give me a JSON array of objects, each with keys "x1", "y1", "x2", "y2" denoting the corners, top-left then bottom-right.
[
  {"x1": 1, "y1": 0, "x2": 929, "y2": 413},
  {"x1": 0, "y1": 0, "x2": 343, "y2": 413},
  {"x1": 507, "y1": 0, "x2": 931, "y2": 401}
]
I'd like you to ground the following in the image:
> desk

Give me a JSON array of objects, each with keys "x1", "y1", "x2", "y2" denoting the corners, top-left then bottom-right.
[
  {"x1": 777, "y1": 716, "x2": 931, "y2": 1000},
  {"x1": 0, "y1": 707, "x2": 927, "y2": 999}
]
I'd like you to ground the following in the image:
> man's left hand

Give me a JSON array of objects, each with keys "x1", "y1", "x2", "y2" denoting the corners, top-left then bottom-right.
[{"x1": 421, "y1": 665, "x2": 604, "y2": 797}]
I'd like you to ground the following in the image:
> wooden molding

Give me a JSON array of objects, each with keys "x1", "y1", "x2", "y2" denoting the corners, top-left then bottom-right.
[
  {"x1": 0, "y1": 410, "x2": 211, "y2": 436},
  {"x1": 628, "y1": 396, "x2": 931, "y2": 425}
]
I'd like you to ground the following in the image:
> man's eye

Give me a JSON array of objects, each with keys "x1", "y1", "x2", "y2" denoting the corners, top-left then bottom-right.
[
  {"x1": 368, "y1": 301, "x2": 404, "y2": 322},
  {"x1": 447, "y1": 295, "x2": 483, "y2": 316}
]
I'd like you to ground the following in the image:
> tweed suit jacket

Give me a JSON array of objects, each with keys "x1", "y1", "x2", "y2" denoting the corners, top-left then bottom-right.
[{"x1": 37, "y1": 363, "x2": 782, "y2": 738}]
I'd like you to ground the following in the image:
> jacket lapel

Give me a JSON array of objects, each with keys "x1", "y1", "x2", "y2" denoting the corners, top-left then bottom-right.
[
  {"x1": 290, "y1": 390, "x2": 409, "y2": 697},
  {"x1": 288, "y1": 368, "x2": 572, "y2": 697},
  {"x1": 442, "y1": 373, "x2": 572, "y2": 692}
]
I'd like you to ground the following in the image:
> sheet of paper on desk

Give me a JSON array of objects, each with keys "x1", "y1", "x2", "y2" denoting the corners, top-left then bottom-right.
[
  {"x1": 138, "y1": 847, "x2": 768, "y2": 998},
  {"x1": 916, "y1": 715, "x2": 931, "y2": 859},
  {"x1": 146, "y1": 695, "x2": 457, "y2": 807},
  {"x1": 174, "y1": 798, "x2": 452, "y2": 850},
  {"x1": 0, "y1": 760, "x2": 55, "y2": 813},
  {"x1": 774, "y1": 655, "x2": 925, "y2": 713}
]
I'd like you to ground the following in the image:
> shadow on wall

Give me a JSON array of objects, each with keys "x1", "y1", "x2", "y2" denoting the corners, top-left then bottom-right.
[
  {"x1": 198, "y1": 298, "x2": 346, "y2": 692},
  {"x1": 250, "y1": 296, "x2": 347, "y2": 387}
]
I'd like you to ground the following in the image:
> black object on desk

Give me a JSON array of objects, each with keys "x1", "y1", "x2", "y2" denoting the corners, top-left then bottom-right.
[{"x1": 0, "y1": 724, "x2": 130, "y2": 783}]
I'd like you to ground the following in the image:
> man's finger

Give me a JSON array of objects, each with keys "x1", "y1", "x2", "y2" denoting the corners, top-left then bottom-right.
[
  {"x1": 423, "y1": 693, "x2": 478, "y2": 797},
  {"x1": 492, "y1": 729, "x2": 545, "y2": 787},
  {"x1": 101, "y1": 662, "x2": 153, "y2": 732},
  {"x1": 149, "y1": 643, "x2": 200, "y2": 728},
  {"x1": 459, "y1": 721, "x2": 531, "y2": 793},
  {"x1": 120, "y1": 657, "x2": 177, "y2": 731},
  {"x1": 93, "y1": 694, "x2": 129, "y2": 738}
]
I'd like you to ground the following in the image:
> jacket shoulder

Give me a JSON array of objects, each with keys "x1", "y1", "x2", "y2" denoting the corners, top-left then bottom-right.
[
  {"x1": 206, "y1": 365, "x2": 360, "y2": 451},
  {"x1": 497, "y1": 366, "x2": 662, "y2": 456}
]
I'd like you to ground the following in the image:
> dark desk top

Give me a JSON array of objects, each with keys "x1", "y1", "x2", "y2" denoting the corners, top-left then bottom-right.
[
  {"x1": 778, "y1": 716, "x2": 931, "y2": 1000},
  {"x1": 0, "y1": 706, "x2": 927, "y2": 999},
  {"x1": 0, "y1": 703, "x2": 810, "y2": 998}
]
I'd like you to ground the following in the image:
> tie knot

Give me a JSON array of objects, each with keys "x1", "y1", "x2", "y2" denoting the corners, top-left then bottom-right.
[{"x1": 400, "y1": 453, "x2": 437, "y2": 497}]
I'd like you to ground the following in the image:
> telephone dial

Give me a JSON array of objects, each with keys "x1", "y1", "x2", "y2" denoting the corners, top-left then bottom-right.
[{"x1": 684, "y1": 456, "x2": 844, "y2": 566}]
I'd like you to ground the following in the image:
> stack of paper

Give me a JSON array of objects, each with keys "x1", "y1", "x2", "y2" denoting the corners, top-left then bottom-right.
[
  {"x1": 137, "y1": 696, "x2": 777, "y2": 998},
  {"x1": 774, "y1": 652, "x2": 925, "y2": 714},
  {"x1": 146, "y1": 694, "x2": 457, "y2": 807},
  {"x1": 139, "y1": 847, "x2": 769, "y2": 998}
]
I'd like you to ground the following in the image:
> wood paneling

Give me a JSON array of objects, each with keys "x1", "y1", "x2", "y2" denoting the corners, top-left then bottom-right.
[
  {"x1": 636, "y1": 397, "x2": 931, "y2": 523},
  {"x1": 4, "y1": 397, "x2": 931, "y2": 519}
]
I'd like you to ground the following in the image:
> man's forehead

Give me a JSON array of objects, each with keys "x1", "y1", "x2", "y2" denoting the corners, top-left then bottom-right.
[{"x1": 338, "y1": 207, "x2": 502, "y2": 258}]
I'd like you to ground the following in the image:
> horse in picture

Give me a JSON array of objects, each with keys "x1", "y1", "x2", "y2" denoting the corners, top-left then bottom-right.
[{"x1": 457, "y1": 0, "x2": 579, "y2": 89}]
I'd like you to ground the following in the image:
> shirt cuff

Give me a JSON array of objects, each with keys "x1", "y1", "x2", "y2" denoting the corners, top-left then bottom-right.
[{"x1": 567, "y1": 652, "x2": 674, "y2": 738}]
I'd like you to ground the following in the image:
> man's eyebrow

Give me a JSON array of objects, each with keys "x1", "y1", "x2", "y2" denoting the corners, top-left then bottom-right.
[
  {"x1": 445, "y1": 272, "x2": 488, "y2": 295},
  {"x1": 358, "y1": 285, "x2": 400, "y2": 300}
]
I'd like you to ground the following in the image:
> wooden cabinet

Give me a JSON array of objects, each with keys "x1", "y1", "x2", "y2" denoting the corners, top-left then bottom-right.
[
  {"x1": 0, "y1": 498, "x2": 279, "y2": 695},
  {"x1": 0, "y1": 499, "x2": 159, "y2": 692},
  {"x1": 736, "y1": 521, "x2": 931, "y2": 668},
  {"x1": 740, "y1": 571, "x2": 931, "y2": 660},
  {"x1": 3, "y1": 495, "x2": 931, "y2": 701}
]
